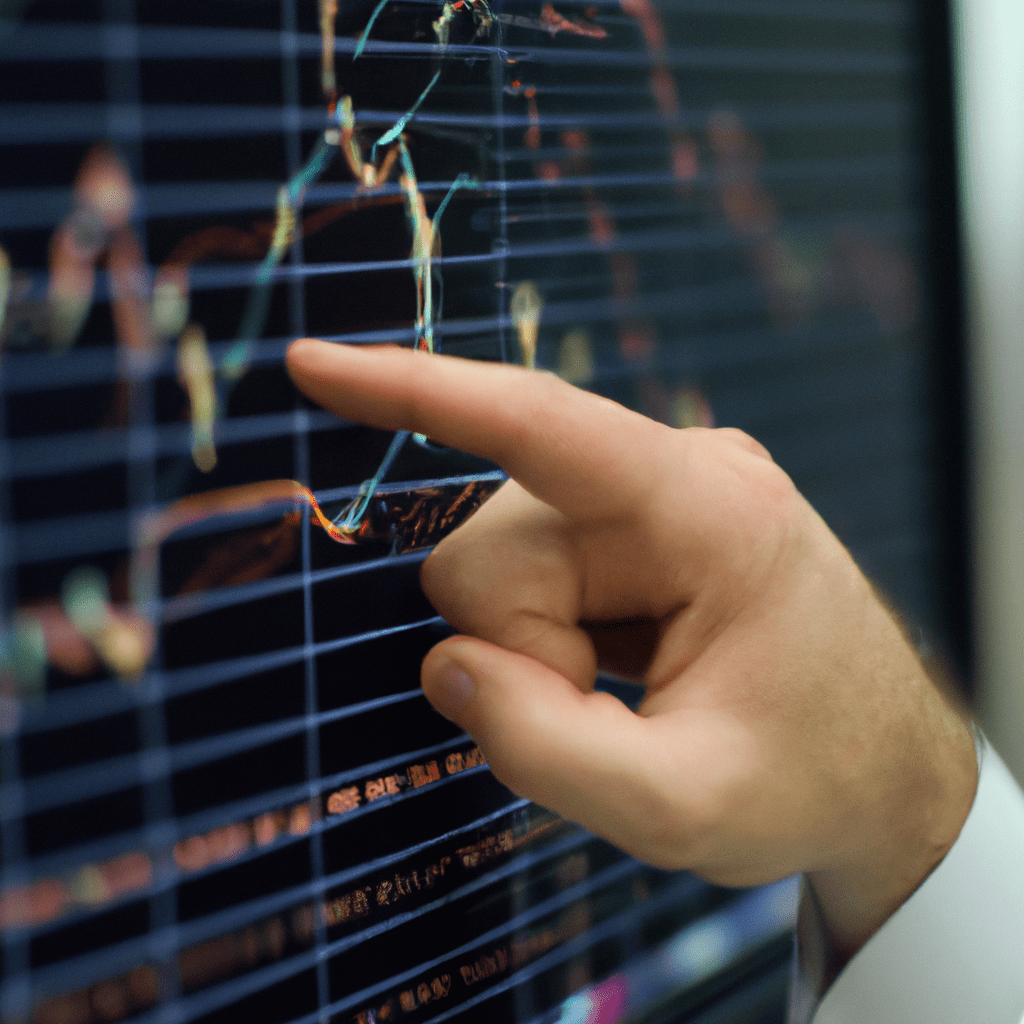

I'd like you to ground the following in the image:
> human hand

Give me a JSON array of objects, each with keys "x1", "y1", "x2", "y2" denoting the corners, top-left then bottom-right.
[{"x1": 286, "y1": 338, "x2": 977, "y2": 967}]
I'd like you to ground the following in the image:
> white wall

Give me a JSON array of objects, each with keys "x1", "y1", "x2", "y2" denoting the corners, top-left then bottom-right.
[{"x1": 953, "y1": 0, "x2": 1024, "y2": 782}]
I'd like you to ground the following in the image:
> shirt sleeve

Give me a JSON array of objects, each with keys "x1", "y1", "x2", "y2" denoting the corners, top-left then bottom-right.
[{"x1": 788, "y1": 732, "x2": 1024, "y2": 1024}]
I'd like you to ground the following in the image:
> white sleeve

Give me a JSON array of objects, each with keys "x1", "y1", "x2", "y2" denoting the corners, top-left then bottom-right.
[{"x1": 789, "y1": 732, "x2": 1024, "y2": 1024}]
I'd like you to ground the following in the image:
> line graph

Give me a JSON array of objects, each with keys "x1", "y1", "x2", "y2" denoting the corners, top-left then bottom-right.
[
  {"x1": 0, "y1": 1, "x2": 945, "y2": 1021},
  {"x1": 0, "y1": 0, "x2": 503, "y2": 711}
]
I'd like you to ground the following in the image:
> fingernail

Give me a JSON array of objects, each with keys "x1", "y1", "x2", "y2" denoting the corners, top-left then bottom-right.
[{"x1": 429, "y1": 661, "x2": 475, "y2": 722}]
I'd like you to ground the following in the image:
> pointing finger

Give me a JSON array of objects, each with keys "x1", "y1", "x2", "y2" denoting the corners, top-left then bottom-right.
[{"x1": 286, "y1": 338, "x2": 667, "y2": 520}]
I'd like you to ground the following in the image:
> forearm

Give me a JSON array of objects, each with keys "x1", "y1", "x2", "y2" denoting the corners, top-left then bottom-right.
[
  {"x1": 794, "y1": 733, "x2": 1024, "y2": 1024},
  {"x1": 805, "y1": 624, "x2": 978, "y2": 979}
]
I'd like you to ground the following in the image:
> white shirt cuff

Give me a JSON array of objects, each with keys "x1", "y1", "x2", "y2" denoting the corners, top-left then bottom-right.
[{"x1": 789, "y1": 732, "x2": 1024, "y2": 1024}]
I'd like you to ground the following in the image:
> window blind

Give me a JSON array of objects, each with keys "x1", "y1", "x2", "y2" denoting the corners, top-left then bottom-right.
[{"x1": 0, "y1": 2, "x2": 964, "y2": 1023}]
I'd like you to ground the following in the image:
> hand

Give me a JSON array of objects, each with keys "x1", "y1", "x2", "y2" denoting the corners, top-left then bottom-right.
[{"x1": 286, "y1": 338, "x2": 977, "y2": 968}]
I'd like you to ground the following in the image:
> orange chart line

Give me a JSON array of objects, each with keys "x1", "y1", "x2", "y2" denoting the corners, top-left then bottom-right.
[{"x1": 139, "y1": 480, "x2": 358, "y2": 551}]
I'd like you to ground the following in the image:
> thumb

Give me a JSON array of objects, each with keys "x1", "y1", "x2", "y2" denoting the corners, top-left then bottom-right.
[{"x1": 421, "y1": 635, "x2": 674, "y2": 864}]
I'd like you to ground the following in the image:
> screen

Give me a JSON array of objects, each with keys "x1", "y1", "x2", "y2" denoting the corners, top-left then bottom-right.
[{"x1": 0, "y1": 2, "x2": 965, "y2": 1023}]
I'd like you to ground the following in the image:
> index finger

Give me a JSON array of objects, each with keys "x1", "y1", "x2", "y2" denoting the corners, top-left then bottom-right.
[{"x1": 286, "y1": 338, "x2": 667, "y2": 519}]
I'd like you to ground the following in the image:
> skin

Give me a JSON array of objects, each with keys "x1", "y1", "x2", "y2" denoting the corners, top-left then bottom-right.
[{"x1": 286, "y1": 337, "x2": 978, "y2": 980}]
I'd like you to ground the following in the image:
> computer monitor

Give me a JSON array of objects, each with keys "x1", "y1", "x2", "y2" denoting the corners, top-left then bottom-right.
[{"x1": 0, "y1": 2, "x2": 967, "y2": 1022}]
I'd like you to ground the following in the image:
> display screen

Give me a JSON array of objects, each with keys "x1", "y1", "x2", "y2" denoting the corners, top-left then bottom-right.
[{"x1": 0, "y1": 2, "x2": 963, "y2": 1023}]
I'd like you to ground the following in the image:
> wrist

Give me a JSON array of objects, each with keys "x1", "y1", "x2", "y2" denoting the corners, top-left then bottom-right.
[{"x1": 807, "y1": 695, "x2": 978, "y2": 977}]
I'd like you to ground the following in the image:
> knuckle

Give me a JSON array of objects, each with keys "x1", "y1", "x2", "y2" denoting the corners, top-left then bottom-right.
[
  {"x1": 757, "y1": 459, "x2": 801, "y2": 519},
  {"x1": 717, "y1": 426, "x2": 774, "y2": 462}
]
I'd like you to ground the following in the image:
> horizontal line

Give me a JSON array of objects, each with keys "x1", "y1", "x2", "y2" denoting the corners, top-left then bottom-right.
[
  {"x1": 0, "y1": 92, "x2": 913, "y2": 151},
  {"x1": 424, "y1": 875, "x2": 796, "y2": 1024},
  {"x1": 167, "y1": 852, "x2": 643, "y2": 1024},
  {"x1": 11, "y1": 239, "x2": 499, "y2": 299},
  {"x1": 503, "y1": 0, "x2": 875, "y2": 9},
  {"x1": 0, "y1": 327, "x2": 493, "y2": 395},
  {"x1": 12, "y1": 685, "x2": 421, "y2": 816},
  {"x1": 6, "y1": 621, "x2": 447, "y2": 822},
  {"x1": 156, "y1": 476, "x2": 496, "y2": 616},
  {"x1": 178, "y1": 734, "x2": 481, "y2": 850},
  {"x1": 8, "y1": 507, "x2": 132, "y2": 563},
  {"x1": 513, "y1": 274, "x2": 767, "y2": 328},
  {"x1": 314, "y1": 857, "x2": 674, "y2": 1024},
  {"x1": 160, "y1": 573, "x2": 424, "y2": 670},
  {"x1": 639, "y1": 0, "x2": 906, "y2": 20},
  {"x1": 306, "y1": 99, "x2": 911, "y2": 138},
  {"x1": 476, "y1": 43, "x2": 915, "y2": 75},
  {"x1": 317, "y1": 860, "x2": 647, "y2": 1020},
  {"x1": 502, "y1": 172, "x2": 914, "y2": 232},
  {"x1": 712, "y1": 333, "x2": 918, "y2": 415},
  {"x1": 10, "y1": 826, "x2": 156, "y2": 896},
  {"x1": 16, "y1": 679, "x2": 137, "y2": 735},
  {"x1": 6, "y1": 159, "x2": 913, "y2": 292},
  {"x1": 0, "y1": 179, "x2": 285, "y2": 230},
  {"x1": 18, "y1": 742, "x2": 503, "y2": 921},
  {"x1": 2, "y1": 24, "x2": 309, "y2": 61},
  {"x1": 13, "y1": 725, "x2": 490, "y2": 922},
  {"x1": 0, "y1": 340, "x2": 283, "y2": 396},
  {"x1": 412, "y1": 876, "x2": 704, "y2": 1024},
  {"x1": 12, "y1": 726, "x2": 488, "y2": 897},
  {"x1": 310, "y1": 740, "x2": 482, "y2": 827},
  {"x1": 169, "y1": 209, "x2": 917, "y2": 289},
  {"x1": 160, "y1": 552, "x2": 411, "y2": 624},
  {"x1": 8, "y1": 440, "x2": 493, "y2": 557},
  {"x1": 162, "y1": 868, "x2": 771, "y2": 1024},
  {"x1": 1, "y1": 282, "x2": 894, "y2": 490},
  {"x1": 160, "y1": 616, "x2": 444, "y2": 698},
  {"x1": 0, "y1": 102, "x2": 331, "y2": 147},
  {"x1": 21, "y1": 795, "x2": 533, "y2": 999},
  {"x1": 786, "y1": 425, "x2": 930, "y2": 493},
  {"x1": 6, "y1": 203, "x2": 907, "y2": 312},
  {"x1": 592, "y1": 310, "x2": 915, "y2": 381},
  {"x1": 18, "y1": 593, "x2": 454, "y2": 737},
  {"x1": 0, "y1": 311, "x2": 514, "y2": 394},
  {"x1": 154, "y1": 469, "x2": 501, "y2": 547},
  {"x1": 0, "y1": 21, "x2": 915, "y2": 75},
  {"x1": 4, "y1": 408, "x2": 341, "y2": 479},
  {"x1": 3, "y1": 191, "x2": 917, "y2": 416},
  {"x1": 82, "y1": 737, "x2": 492, "y2": 909},
  {"x1": 0, "y1": 0, "x2": 910, "y2": 84},
  {"x1": 319, "y1": 831, "x2": 596, "y2": 982},
  {"x1": 0, "y1": 100, "x2": 911, "y2": 229},
  {"x1": 175, "y1": 789, "x2": 530, "y2": 970},
  {"x1": 18, "y1": 718, "x2": 301, "y2": 816},
  {"x1": 0, "y1": 347, "x2": 129, "y2": 394},
  {"x1": 4, "y1": 257, "x2": 914, "y2": 493},
  {"x1": 753, "y1": 405, "x2": 927, "y2": 487},
  {"x1": 17, "y1": 815, "x2": 789, "y2": 1024},
  {"x1": 506, "y1": 0, "x2": 906, "y2": 18},
  {"x1": 4, "y1": 277, "x2": 917, "y2": 536},
  {"x1": 0, "y1": 24, "x2": 488, "y2": 63}
]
